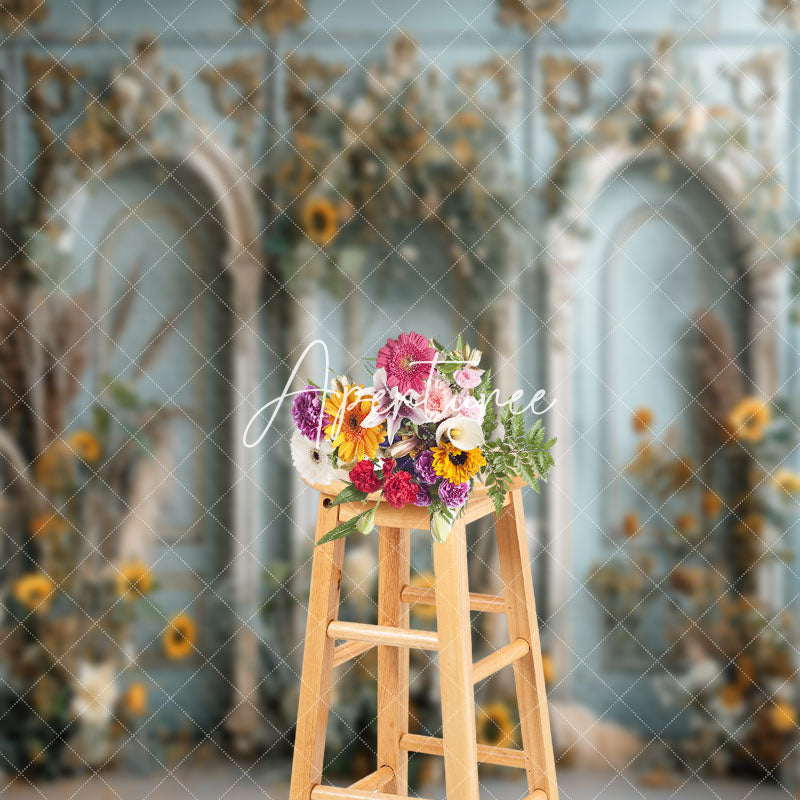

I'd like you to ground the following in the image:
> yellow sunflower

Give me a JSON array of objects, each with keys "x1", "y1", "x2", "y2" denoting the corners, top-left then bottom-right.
[
  {"x1": 29, "y1": 513, "x2": 69, "y2": 538},
  {"x1": 163, "y1": 614, "x2": 197, "y2": 660},
  {"x1": 675, "y1": 513, "x2": 697, "y2": 536},
  {"x1": 774, "y1": 469, "x2": 800, "y2": 496},
  {"x1": 702, "y1": 491, "x2": 723, "y2": 518},
  {"x1": 34, "y1": 441, "x2": 75, "y2": 492},
  {"x1": 14, "y1": 573, "x2": 55, "y2": 613},
  {"x1": 718, "y1": 683, "x2": 744, "y2": 710},
  {"x1": 541, "y1": 653, "x2": 555, "y2": 685},
  {"x1": 631, "y1": 406, "x2": 654, "y2": 433},
  {"x1": 431, "y1": 442, "x2": 485, "y2": 484},
  {"x1": 117, "y1": 562, "x2": 153, "y2": 597},
  {"x1": 769, "y1": 700, "x2": 797, "y2": 733},
  {"x1": 123, "y1": 683, "x2": 147, "y2": 715},
  {"x1": 324, "y1": 386, "x2": 384, "y2": 463},
  {"x1": 68, "y1": 430, "x2": 101, "y2": 463},
  {"x1": 409, "y1": 571, "x2": 436, "y2": 621},
  {"x1": 622, "y1": 511, "x2": 640, "y2": 538},
  {"x1": 476, "y1": 702, "x2": 514, "y2": 748},
  {"x1": 728, "y1": 397, "x2": 770, "y2": 443},
  {"x1": 302, "y1": 197, "x2": 338, "y2": 246}
]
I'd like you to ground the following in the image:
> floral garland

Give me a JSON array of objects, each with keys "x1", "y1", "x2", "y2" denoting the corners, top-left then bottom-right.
[{"x1": 289, "y1": 332, "x2": 555, "y2": 543}]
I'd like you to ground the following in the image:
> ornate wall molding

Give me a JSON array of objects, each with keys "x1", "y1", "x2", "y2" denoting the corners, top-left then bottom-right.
[
  {"x1": 763, "y1": 0, "x2": 800, "y2": 27},
  {"x1": 541, "y1": 39, "x2": 786, "y2": 683},
  {"x1": 496, "y1": 0, "x2": 566, "y2": 33},
  {"x1": 236, "y1": 0, "x2": 307, "y2": 35},
  {"x1": 23, "y1": 35, "x2": 265, "y2": 754},
  {"x1": 0, "y1": 0, "x2": 47, "y2": 33},
  {"x1": 201, "y1": 55, "x2": 264, "y2": 161}
]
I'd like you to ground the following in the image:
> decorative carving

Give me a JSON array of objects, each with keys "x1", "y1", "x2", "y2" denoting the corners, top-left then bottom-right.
[
  {"x1": 237, "y1": 0, "x2": 306, "y2": 35},
  {"x1": 65, "y1": 35, "x2": 187, "y2": 176},
  {"x1": 284, "y1": 53, "x2": 346, "y2": 127},
  {"x1": 201, "y1": 56, "x2": 263, "y2": 160},
  {"x1": 23, "y1": 54, "x2": 86, "y2": 222},
  {"x1": 0, "y1": 0, "x2": 47, "y2": 33},
  {"x1": 540, "y1": 54, "x2": 597, "y2": 210},
  {"x1": 455, "y1": 54, "x2": 521, "y2": 121},
  {"x1": 763, "y1": 0, "x2": 800, "y2": 27},
  {"x1": 724, "y1": 51, "x2": 782, "y2": 169},
  {"x1": 496, "y1": 0, "x2": 565, "y2": 34}
]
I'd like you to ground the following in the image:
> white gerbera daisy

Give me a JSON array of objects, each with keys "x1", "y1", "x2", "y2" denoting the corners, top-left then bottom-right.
[{"x1": 290, "y1": 428, "x2": 336, "y2": 485}]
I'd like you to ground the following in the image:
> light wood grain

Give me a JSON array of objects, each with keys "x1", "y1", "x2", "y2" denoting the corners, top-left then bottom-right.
[
  {"x1": 432, "y1": 518, "x2": 480, "y2": 800},
  {"x1": 289, "y1": 496, "x2": 346, "y2": 800},
  {"x1": 331, "y1": 639, "x2": 375, "y2": 668},
  {"x1": 311, "y1": 786, "x2": 433, "y2": 800},
  {"x1": 472, "y1": 637, "x2": 530, "y2": 684},
  {"x1": 377, "y1": 526, "x2": 411, "y2": 794},
  {"x1": 399, "y1": 585, "x2": 507, "y2": 614},
  {"x1": 495, "y1": 489, "x2": 558, "y2": 800},
  {"x1": 526, "y1": 791, "x2": 548, "y2": 800},
  {"x1": 399, "y1": 733, "x2": 527, "y2": 769},
  {"x1": 309, "y1": 476, "x2": 526, "y2": 530},
  {"x1": 327, "y1": 620, "x2": 438, "y2": 650},
  {"x1": 348, "y1": 765, "x2": 394, "y2": 791}
]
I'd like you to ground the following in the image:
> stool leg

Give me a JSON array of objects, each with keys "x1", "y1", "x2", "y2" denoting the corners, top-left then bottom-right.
[
  {"x1": 377, "y1": 526, "x2": 411, "y2": 794},
  {"x1": 290, "y1": 497, "x2": 346, "y2": 800},
  {"x1": 495, "y1": 490, "x2": 558, "y2": 800},
  {"x1": 433, "y1": 519, "x2": 480, "y2": 800}
]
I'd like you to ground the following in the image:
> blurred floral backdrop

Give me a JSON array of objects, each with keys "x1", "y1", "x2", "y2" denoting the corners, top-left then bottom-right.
[{"x1": 0, "y1": 0, "x2": 800, "y2": 797}]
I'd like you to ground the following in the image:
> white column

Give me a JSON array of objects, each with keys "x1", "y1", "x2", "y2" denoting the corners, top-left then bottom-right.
[
  {"x1": 543, "y1": 236, "x2": 580, "y2": 689},
  {"x1": 225, "y1": 253, "x2": 266, "y2": 754}
]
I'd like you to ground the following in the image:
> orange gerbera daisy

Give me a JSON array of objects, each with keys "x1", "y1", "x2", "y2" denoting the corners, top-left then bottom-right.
[{"x1": 324, "y1": 386, "x2": 384, "y2": 463}]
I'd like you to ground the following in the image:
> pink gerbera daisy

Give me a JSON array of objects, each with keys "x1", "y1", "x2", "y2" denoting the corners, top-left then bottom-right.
[{"x1": 376, "y1": 332, "x2": 436, "y2": 395}]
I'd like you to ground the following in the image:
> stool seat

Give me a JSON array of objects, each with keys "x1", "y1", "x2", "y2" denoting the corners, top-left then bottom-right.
[
  {"x1": 289, "y1": 480, "x2": 558, "y2": 800},
  {"x1": 304, "y1": 476, "x2": 527, "y2": 529}
]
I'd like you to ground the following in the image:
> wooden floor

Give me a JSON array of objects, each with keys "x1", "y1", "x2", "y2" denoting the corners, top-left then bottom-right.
[{"x1": 0, "y1": 766, "x2": 790, "y2": 800}]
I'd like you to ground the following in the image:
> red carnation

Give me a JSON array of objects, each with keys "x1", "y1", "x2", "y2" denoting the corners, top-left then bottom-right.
[
  {"x1": 383, "y1": 470, "x2": 417, "y2": 509},
  {"x1": 349, "y1": 459, "x2": 383, "y2": 493},
  {"x1": 381, "y1": 458, "x2": 396, "y2": 478}
]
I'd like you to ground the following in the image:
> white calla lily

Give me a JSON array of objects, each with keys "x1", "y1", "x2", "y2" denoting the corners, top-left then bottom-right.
[
  {"x1": 430, "y1": 512, "x2": 453, "y2": 543},
  {"x1": 435, "y1": 415, "x2": 484, "y2": 450}
]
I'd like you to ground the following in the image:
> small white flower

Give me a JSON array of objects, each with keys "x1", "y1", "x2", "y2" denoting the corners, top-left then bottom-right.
[
  {"x1": 290, "y1": 428, "x2": 336, "y2": 485},
  {"x1": 71, "y1": 661, "x2": 119, "y2": 726},
  {"x1": 435, "y1": 416, "x2": 484, "y2": 451}
]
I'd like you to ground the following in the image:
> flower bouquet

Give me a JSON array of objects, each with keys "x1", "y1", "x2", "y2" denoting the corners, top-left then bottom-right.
[{"x1": 289, "y1": 332, "x2": 555, "y2": 543}]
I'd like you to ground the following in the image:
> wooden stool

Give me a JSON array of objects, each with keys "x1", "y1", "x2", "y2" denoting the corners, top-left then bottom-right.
[{"x1": 289, "y1": 478, "x2": 558, "y2": 800}]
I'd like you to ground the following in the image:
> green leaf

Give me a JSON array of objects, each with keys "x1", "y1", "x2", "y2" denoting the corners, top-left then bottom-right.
[
  {"x1": 316, "y1": 509, "x2": 375, "y2": 545},
  {"x1": 330, "y1": 484, "x2": 369, "y2": 506}
]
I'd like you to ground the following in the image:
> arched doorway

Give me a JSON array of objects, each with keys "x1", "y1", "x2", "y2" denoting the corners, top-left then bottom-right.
[{"x1": 542, "y1": 149, "x2": 784, "y2": 734}]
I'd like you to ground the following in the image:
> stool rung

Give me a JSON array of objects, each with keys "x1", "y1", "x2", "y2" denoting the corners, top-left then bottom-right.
[
  {"x1": 327, "y1": 620, "x2": 438, "y2": 650},
  {"x1": 312, "y1": 787, "x2": 432, "y2": 800},
  {"x1": 348, "y1": 765, "x2": 394, "y2": 791},
  {"x1": 472, "y1": 637, "x2": 530, "y2": 684},
  {"x1": 400, "y1": 585, "x2": 507, "y2": 614},
  {"x1": 399, "y1": 732, "x2": 527, "y2": 769},
  {"x1": 332, "y1": 639, "x2": 375, "y2": 668},
  {"x1": 526, "y1": 792, "x2": 548, "y2": 800}
]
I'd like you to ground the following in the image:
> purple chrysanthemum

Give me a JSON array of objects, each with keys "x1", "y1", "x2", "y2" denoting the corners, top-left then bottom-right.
[
  {"x1": 292, "y1": 385, "x2": 330, "y2": 441},
  {"x1": 413, "y1": 484, "x2": 432, "y2": 507},
  {"x1": 438, "y1": 479, "x2": 470, "y2": 509},
  {"x1": 414, "y1": 450, "x2": 437, "y2": 485}
]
